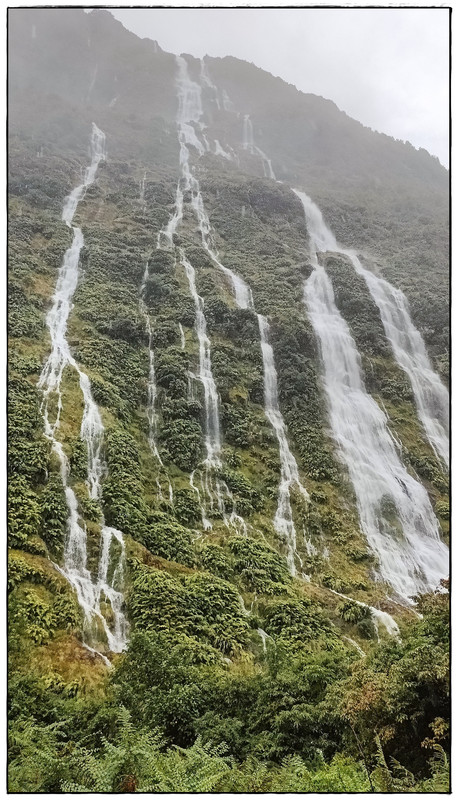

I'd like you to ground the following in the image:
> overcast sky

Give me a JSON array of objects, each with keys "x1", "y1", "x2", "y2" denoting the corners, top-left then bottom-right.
[{"x1": 109, "y1": 7, "x2": 449, "y2": 167}]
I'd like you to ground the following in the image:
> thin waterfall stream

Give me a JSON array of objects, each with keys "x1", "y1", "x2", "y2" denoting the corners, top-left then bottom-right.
[
  {"x1": 167, "y1": 55, "x2": 308, "y2": 566},
  {"x1": 294, "y1": 189, "x2": 448, "y2": 603},
  {"x1": 156, "y1": 54, "x2": 245, "y2": 532},
  {"x1": 38, "y1": 124, "x2": 128, "y2": 656}
]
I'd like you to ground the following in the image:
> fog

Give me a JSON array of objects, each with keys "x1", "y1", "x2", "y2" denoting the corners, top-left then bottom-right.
[{"x1": 110, "y1": 7, "x2": 449, "y2": 167}]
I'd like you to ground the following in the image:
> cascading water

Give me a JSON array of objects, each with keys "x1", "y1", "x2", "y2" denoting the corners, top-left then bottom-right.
[
  {"x1": 258, "y1": 315, "x2": 310, "y2": 575},
  {"x1": 139, "y1": 264, "x2": 163, "y2": 466},
  {"x1": 140, "y1": 236, "x2": 174, "y2": 503},
  {"x1": 292, "y1": 194, "x2": 449, "y2": 468},
  {"x1": 294, "y1": 189, "x2": 448, "y2": 603},
  {"x1": 349, "y1": 254, "x2": 449, "y2": 467},
  {"x1": 157, "y1": 56, "x2": 227, "y2": 528},
  {"x1": 169, "y1": 56, "x2": 307, "y2": 562},
  {"x1": 200, "y1": 58, "x2": 221, "y2": 109},
  {"x1": 242, "y1": 114, "x2": 254, "y2": 153},
  {"x1": 242, "y1": 114, "x2": 276, "y2": 179},
  {"x1": 180, "y1": 249, "x2": 222, "y2": 468},
  {"x1": 38, "y1": 124, "x2": 128, "y2": 655}
]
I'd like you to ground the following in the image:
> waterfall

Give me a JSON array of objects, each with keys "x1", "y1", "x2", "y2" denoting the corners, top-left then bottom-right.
[
  {"x1": 139, "y1": 170, "x2": 146, "y2": 206},
  {"x1": 242, "y1": 114, "x2": 254, "y2": 153},
  {"x1": 157, "y1": 56, "x2": 225, "y2": 527},
  {"x1": 166, "y1": 56, "x2": 307, "y2": 561},
  {"x1": 200, "y1": 58, "x2": 221, "y2": 109},
  {"x1": 242, "y1": 114, "x2": 276, "y2": 179},
  {"x1": 348, "y1": 253, "x2": 449, "y2": 467},
  {"x1": 258, "y1": 315, "x2": 309, "y2": 575},
  {"x1": 139, "y1": 262, "x2": 163, "y2": 466},
  {"x1": 214, "y1": 139, "x2": 232, "y2": 160},
  {"x1": 294, "y1": 193, "x2": 449, "y2": 468},
  {"x1": 179, "y1": 322, "x2": 186, "y2": 349},
  {"x1": 38, "y1": 125, "x2": 128, "y2": 655},
  {"x1": 294, "y1": 189, "x2": 448, "y2": 603},
  {"x1": 180, "y1": 249, "x2": 222, "y2": 467}
]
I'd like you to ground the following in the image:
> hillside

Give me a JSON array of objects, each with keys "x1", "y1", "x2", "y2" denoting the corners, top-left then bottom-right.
[{"x1": 8, "y1": 8, "x2": 449, "y2": 792}]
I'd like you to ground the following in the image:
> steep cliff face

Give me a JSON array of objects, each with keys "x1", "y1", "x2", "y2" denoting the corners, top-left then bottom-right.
[{"x1": 8, "y1": 8, "x2": 449, "y2": 791}]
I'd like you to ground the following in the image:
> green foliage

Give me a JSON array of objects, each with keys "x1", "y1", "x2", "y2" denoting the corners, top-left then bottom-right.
[
  {"x1": 40, "y1": 476, "x2": 68, "y2": 553},
  {"x1": 8, "y1": 281, "x2": 44, "y2": 338},
  {"x1": 338, "y1": 599, "x2": 370, "y2": 624},
  {"x1": 173, "y1": 488, "x2": 202, "y2": 526},
  {"x1": 8, "y1": 718, "x2": 67, "y2": 792},
  {"x1": 140, "y1": 515, "x2": 195, "y2": 567},
  {"x1": 103, "y1": 427, "x2": 149, "y2": 539},
  {"x1": 325, "y1": 256, "x2": 390, "y2": 359},
  {"x1": 160, "y1": 417, "x2": 202, "y2": 471},
  {"x1": 8, "y1": 376, "x2": 48, "y2": 483},
  {"x1": 221, "y1": 401, "x2": 256, "y2": 448},
  {"x1": 335, "y1": 586, "x2": 449, "y2": 774},
  {"x1": 264, "y1": 597, "x2": 334, "y2": 646},
  {"x1": 199, "y1": 544, "x2": 234, "y2": 580},
  {"x1": 219, "y1": 469, "x2": 261, "y2": 515},
  {"x1": 7, "y1": 44, "x2": 449, "y2": 791},
  {"x1": 8, "y1": 475, "x2": 41, "y2": 548},
  {"x1": 155, "y1": 347, "x2": 203, "y2": 469},
  {"x1": 129, "y1": 563, "x2": 249, "y2": 655},
  {"x1": 9, "y1": 584, "x2": 79, "y2": 644},
  {"x1": 229, "y1": 535, "x2": 290, "y2": 593},
  {"x1": 272, "y1": 321, "x2": 338, "y2": 481},
  {"x1": 69, "y1": 437, "x2": 88, "y2": 479}
]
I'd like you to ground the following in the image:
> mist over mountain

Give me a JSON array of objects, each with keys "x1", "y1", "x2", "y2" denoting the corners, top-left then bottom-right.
[{"x1": 8, "y1": 8, "x2": 449, "y2": 793}]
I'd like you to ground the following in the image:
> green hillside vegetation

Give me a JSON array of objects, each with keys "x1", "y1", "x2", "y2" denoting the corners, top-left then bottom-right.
[{"x1": 8, "y1": 7, "x2": 449, "y2": 792}]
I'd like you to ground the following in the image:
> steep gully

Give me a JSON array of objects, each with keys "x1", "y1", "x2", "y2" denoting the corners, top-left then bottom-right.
[{"x1": 38, "y1": 125, "x2": 128, "y2": 659}]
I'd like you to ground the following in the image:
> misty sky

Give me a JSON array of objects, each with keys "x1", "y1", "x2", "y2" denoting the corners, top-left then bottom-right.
[{"x1": 110, "y1": 7, "x2": 449, "y2": 167}]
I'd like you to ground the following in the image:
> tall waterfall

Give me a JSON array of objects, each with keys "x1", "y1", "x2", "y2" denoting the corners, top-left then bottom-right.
[
  {"x1": 180, "y1": 249, "x2": 222, "y2": 467},
  {"x1": 294, "y1": 189, "x2": 448, "y2": 602},
  {"x1": 139, "y1": 262, "x2": 163, "y2": 466},
  {"x1": 159, "y1": 55, "x2": 228, "y2": 528},
  {"x1": 167, "y1": 56, "x2": 307, "y2": 565},
  {"x1": 242, "y1": 113, "x2": 276, "y2": 179},
  {"x1": 258, "y1": 315, "x2": 310, "y2": 575},
  {"x1": 294, "y1": 193, "x2": 449, "y2": 468},
  {"x1": 38, "y1": 125, "x2": 127, "y2": 655},
  {"x1": 348, "y1": 253, "x2": 449, "y2": 467}
]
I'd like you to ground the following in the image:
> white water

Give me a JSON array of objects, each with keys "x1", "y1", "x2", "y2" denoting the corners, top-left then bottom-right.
[
  {"x1": 349, "y1": 253, "x2": 449, "y2": 467},
  {"x1": 242, "y1": 114, "x2": 276, "y2": 179},
  {"x1": 200, "y1": 58, "x2": 221, "y2": 109},
  {"x1": 87, "y1": 63, "x2": 98, "y2": 102},
  {"x1": 343, "y1": 636, "x2": 366, "y2": 657},
  {"x1": 293, "y1": 194, "x2": 449, "y2": 468},
  {"x1": 257, "y1": 628, "x2": 273, "y2": 653},
  {"x1": 179, "y1": 322, "x2": 186, "y2": 349},
  {"x1": 221, "y1": 89, "x2": 233, "y2": 111},
  {"x1": 258, "y1": 315, "x2": 309, "y2": 575},
  {"x1": 242, "y1": 114, "x2": 254, "y2": 153},
  {"x1": 169, "y1": 57, "x2": 307, "y2": 558},
  {"x1": 38, "y1": 125, "x2": 128, "y2": 654},
  {"x1": 139, "y1": 170, "x2": 146, "y2": 206},
  {"x1": 139, "y1": 262, "x2": 163, "y2": 466},
  {"x1": 214, "y1": 139, "x2": 232, "y2": 160},
  {"x1": 328, "y1": 588, "x2": 400, "y2": 640},
  {"x1": 180, "y1": 249, "x2": 221, "y2": 467},
  {"x1": 295, "y1": 189, "x2": 448, "y2": 603}
]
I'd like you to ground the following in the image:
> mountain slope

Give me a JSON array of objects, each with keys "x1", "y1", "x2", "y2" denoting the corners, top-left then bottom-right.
[{"x1": 8, "y1": 8, "x2": 449, "y2": 792}]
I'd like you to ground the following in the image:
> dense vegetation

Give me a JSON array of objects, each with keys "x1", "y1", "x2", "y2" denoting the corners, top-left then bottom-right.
[{"x1": 8, "y1": 7, "x2": 449, "y2": 792}]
